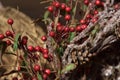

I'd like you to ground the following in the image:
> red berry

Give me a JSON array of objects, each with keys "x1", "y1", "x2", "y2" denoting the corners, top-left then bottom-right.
[
  {"x1": 7, "y1": 18, "x2": 14, "y2": 25},
  {"x1": 56, "y1": 25, "x2": 63, "y2": 32},
  {"x1": 41, "y1": 36, "x2": 47, "y2": 41},
  {"x1": 49, "y1": 31, "x2": 55, "y2": 37},
  {"x1": 65, "y1": 14, "x2": 71, "y2": 21},
  {"x1": 64, "y1": 27, "x2": 69, "y2": 32},
  {"x1": 65, "y1": 6, "x2": 71, "y2": 12},
  {"x1": 80, "y1": 19, "x2": 86, "y2": 24},
  {"x1": 94, "y1": 10, "x2": 98, "y2": 15},
  {"x1": 84, "y1": 0, "x2": 89, "y2": 5},
  {"x1": 76, "y1": 25, "x2": 82, "y2": 32},
  {"x1": 57, "y1": 22, "x2": 61, "y2": 27},
  {"x1": 48, "y1": 6, "x2": 54, "y2": 12},
  {"x1": 114, "y1": 4, "x2": 119, "y2": 9},
  {"x1": 81, "y1": 24, "x2": 87, "y2": 30},
  {"x1": 42, "y1": 48, "x2": 49, "y2": 54},
  {"x1": 5, "y1": 30, "x2": 13, "y2": 37},
  {"x1": 28, "y1": 46, "x2": 34, "y2": 52},
  {"x1": 43, "y1": 53, "x2": 49, "y2": 59},
  {"x1": 86, "y1": 14, "x2": 92, "y2": 19},
  {"x1": 35, "y1": 46, "x2": 41, "y2": 51},
  {"x1": 61, "y1": 3, "x2": 66, "y2": 9},
  {"x1": 43, "y1": 74, "x2": 48, "y2": 80},
  {"x1": 0, "y1": 34, "x2": 5, "y2": 40},
  {"x1": 32, "y1": 77, "x2": 38, "y2": 80},
  {"x1": 92, "y1": 17, "x2": 98, "y2": 23},
  {"x1": 44, "y1": 69, "x2": 51, "y2": 75},
  {"x1": 34, "y1": 64, "x2": 40, "y2": 72},
  {"x1": 6, "y1": 40, "x2": 11, "y2": 46},
  {"x1": 95, "y1": 0, "x2": 101, "y2": 6},
  {"x1": 54, "y1": 1, "x2": 60, "y2": 8},
  {"x1": 70, "y1": 27, "x2": 75, "y2": 32},
  {"x1": 21, "y1": 36, "x2": 28, "y2": 45}
]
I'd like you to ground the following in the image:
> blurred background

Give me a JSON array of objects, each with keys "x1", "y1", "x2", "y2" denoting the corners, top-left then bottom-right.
[
  {"x1": 0, "y1": 0, "x2": 47, "y2": 19},
  {"x1": 0, "y1": 0, "x2": 119, "y2": 31},
  {"x1": 0, "y1": 0, "x2": 120, "y2": 20}
]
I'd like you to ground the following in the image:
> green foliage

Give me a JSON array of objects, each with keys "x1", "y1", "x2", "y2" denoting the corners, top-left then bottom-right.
[
  {"x1": 61, "y1": 63, "x2": 76, "y2": 74},
  {"x1": 56, "y1": 46, "x2": 64, "y2": 56},
  {"x1": 69, "y1": 32, "x2": 75, "y2": 42},
  {"x1": 13, "y1": 34, "x2": 21, "y2": 51},
  {"x1": 37, "y1": 72, "x2": 43, "y2": 80},
  {"x1": 43, "y1": 11, "x2": 50, "y2": 24}
]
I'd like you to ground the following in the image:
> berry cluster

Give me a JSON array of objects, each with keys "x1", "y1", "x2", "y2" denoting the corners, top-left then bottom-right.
[
  {"x1": 1, "y1": 0, "x2": 119, "y2": 80},
  {"x1": 0, "y1": 18, "x2": 14, "y2": 46},
  {"x1": 0, "y1": 18, "x2": 52, "y2": 80},
  {"x1": 41, "y1": 0, "x2": 108, "y2": 46}
]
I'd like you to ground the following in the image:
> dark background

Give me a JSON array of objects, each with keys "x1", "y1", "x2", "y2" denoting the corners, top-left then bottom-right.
[
  {"x1": 0, "y1": 0, "x2": 48, "y2": 19},
  {"x1": 0, "y1": 0, "x2": 119, "y2": 28},
  {"x1": 0, "y1": 0, "x2": 119, "y2": 19}
]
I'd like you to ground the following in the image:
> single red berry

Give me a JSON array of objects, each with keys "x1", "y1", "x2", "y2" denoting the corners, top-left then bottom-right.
[
  {"x1": 81, "y1": 24, "x2": 87, "y2": 30},
  {"x1": 56, "y1": 25, "x2": 63, "y2": 32},
  {"x1": 28, "y1": 45, "x2": 34, "y2": 52},
  {"x1": 48, "y1": 6, "x2": 54, "y2": 12},
  {"x1": 70, "y1": 27, "x2": 75, "y2": 32},
  {"x1": 32, "y1": 77, "x2": 38, "y2": 80},
  {"x1": 80, "y1": 19, "x2": 86, "y2": 24},
  {"x1": 65, "y1": 14, "x2": 71, "y2": 21},
  {"x1": 43, "y1": 74, "x2": 48, "y2": 80},
  {"x1": 61, "y1": 3, "x2": 66, "y2": 9},
  {"x1": 43, "y1": 53, "x2": 49, "y2": 59},
  {"x1": 0, "y1": 34, "x2": 5, "y2": 40},
  {"x1": 57, "y1": 22, "x2": 61, "y2": 27},
  {"x1": 35, "y1": 46, "x2": 41, "y2": 51},
  {"x1": 94, "y1": 10, "x2": 98, "y2": 15},
  {"x1": 21, "y1": 36, "x2": 28, "y2": 45},
  {"x1": 7, "y1": 18, "x2": 14, "y2": 25},
  {"x1": 95, "y1": 0, "x2": 101, "y2": 6},
  {"x1": 54, "y1": 1, "x2": 60, "y2": 8},
  {"x1": 84, "y1": 0, "x2": 89, "y2": 5},
  {"x1": 42, "y1": 48, "x2": 49, "y2": 54},
  {"x1": 86, "y1": 14, "x2": 92, "y2": 19},
  {"x1": 34, "y1": 64, "x2": 40, "y2": 72},
  {"x1": 65, "y1": 6, "x2": 71, "y2": 12},
  {"x1": 49, "y1": 31, "x2": 55, "y2": 37},
  {"x1": 6, "y1": 40, "x2": 11, "y2": 46},
  {"x1": 92, "y1": 17, "x2": 98, "y2": 23},
  {"x1": 114, "y1": 4, "x2": 119, "y2": 9},
  {"x1": 41, "y1": 36, "x2": 47, "y2": 41},
  {"x1": 64, "y1": 27, "x2": 70, "y2": 32},
  {"x1": 44, "y1": 69, "x2": 51, "y2": 75},
  {"x1": 5, "y1": 30, "x2": 13, "y2": 37},
  {"x1": 76, "y1": 25, "x2": 82, "y2": 32}
]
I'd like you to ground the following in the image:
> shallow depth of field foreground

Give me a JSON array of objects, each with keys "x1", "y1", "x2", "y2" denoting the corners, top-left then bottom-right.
[{"x1": 0, "y1": 0, "x2": 120, "y2": 80}]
